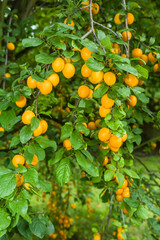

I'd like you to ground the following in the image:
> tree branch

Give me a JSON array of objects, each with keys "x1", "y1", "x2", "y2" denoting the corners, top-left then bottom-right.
[
  {"x1": 102, "y1": 192, "x2": 114, "y2": 240},
  {"x1": 122, "y1": 0, "x2": 129, "y2": 58},
  {"x1": 134, "y1": 135, "x2": 160, "y2": 150}
]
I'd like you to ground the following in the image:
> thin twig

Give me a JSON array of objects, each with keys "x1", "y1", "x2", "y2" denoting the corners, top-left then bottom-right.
[
  {"x1": 121, "y1": 209, "x2": 125, "y2": 225},
  {"x1": 134, "y1": 135, "x2": 160, "y2": 150},
  {"x1": 88, "y1": 0, "x2": 106, "y2": 58},
  {"x1": 93, "y1": 21, "x2": 128, "y2": 53},
  {"x1": 35, "y1": 90, "x2": 40, "y2": 115},
  {"x1": 102, "y1": 192, "x2": 114, "y2": 240},
  {"x1": 122, "y1": 0, "x2": 129, "y2": 58},
  {"x1": 135, "y1": 157, "x2": 160, "y2": 186},
  {"x1": 81, "y1": 29, "x2": 92, "y2": 40}
]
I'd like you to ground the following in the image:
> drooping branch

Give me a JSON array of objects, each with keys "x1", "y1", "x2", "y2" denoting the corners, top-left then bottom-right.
[{"x1": 134, "y1": 135, "x2": 160, "y2": 150}]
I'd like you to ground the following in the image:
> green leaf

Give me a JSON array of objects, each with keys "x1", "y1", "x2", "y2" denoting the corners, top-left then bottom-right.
[
  {"x1": 135, "y1": 65, "x2": 148, "y2": 79},
  {"x1": 116, "y1": 172, "x2": 124, "y2": 188},
  {"x1": 138, "y1": 93, "x2": 149, "y2": 104},
  {"x1": 115, "y1": 63, "x2": 138, "y2": 76},
  {"x1": 0, "y1": 173, "x2": 16, "y2": 198},
  {"x1": 17, "y1": 219, "x2": 32, "y2": 239},
  {"x1": 123, "y1": 168, "x2": 140, "y2": 179},
  {"x1": 55, "y1": 158, "x2": 71, "y2": 185},
  {"x1": 75, "y1": 151, "x2": 99, "y2": 177},
  {"x1": 107, "y1": 53, "x2": 129, "y2": 63},
  {"x1": 10, "y1": 136, "x2": 20, "y2": 148},
  {"x1": 136, "y1": 205, "x2": 150, "y2": 219},
  {"x1": 20, "y1": 125, "x2": 33, "y2": 144},
  {"x1": 35, "y1": 53, "x2": 55, "y2": 64},
  {"x1": 75, "y1": 123, "x2": 90, "y2": 136},
  {"x1": 29, "y1": 217, "x2": 47, "y2": 238},
  {"x1": 101, "y1": 36, "x2": 112, "y2": 49},
  {"x1": 104, "y1": 170, "x2": 115, "y2": 181},
  {"x1": 60, "y1": 122, "x2": 73, "y2": 141},
  {"x1": 93, "y1": 83, "x2": 109, "y2": 98},
  {"x1": 124, "y1": 198, "x2": 140, "y2": 208},
  {"x1": 81, "y1": 39, "x2": 99, "y2": 52},
  {"x1": 143, "y1": 197, "x2": 160, "y2": 215},
  {"x1": 86, "y1": 58, "x2": 104, "y2": 72},
  {"x1": 22, "y1": 38, "x2": 43, "y2": 47},
  {"x1": 37, "y1": 179, "x2": 52, "y2": 192},
  {"x1": 9, "y1": 196, "x2": 28, "y2": 216},
  {"x1": 117, "y1": 86, "x2": 130, "y2": 98},
  {"x1": 126, "y1": 142, "x2": 133, "y2": 153},
  {"x1": 70, "y1": 130, "x2": 83, "y2": 150},
  {"x1": 97, "y1": 30, "x2": 106, "y2": 41},
  {"x1": 31, "y1": 117, "x2": 40, "y2": 131},
  {"x1": 23, "y1": 168, "x2": 38, "y2": 184},
  {"x1": 48, "y1": 148, "x2": 65, "y2": 165},
  {"x1": 46, "y1": 220, "x2": 55, "y2": 235},
  {"x1": 31, "y1": 74, "x2": 44, "y2": 82},
  {"x1": 28, "y1": 144, "x2": 45, "y2": 161},
  {"x1": 35, "y1": 136, "x2": 57, "y2": 151},
  {"x1": 0, "y1": 208, "x2": 11, "y2": 230}
]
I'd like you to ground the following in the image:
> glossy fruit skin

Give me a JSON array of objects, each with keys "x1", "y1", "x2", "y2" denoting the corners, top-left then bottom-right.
[
  {"x1": 88, "y1": 122, "x2": 96, "y2": 130},
  {"x1": 7, "y1": 42, "x2": 15, "y2": 50},
  {"x1": 148, "y1": 52, "x2": 157, "y2": 63},
  {"x1": 64, "y1": 18, "x2": 75, "y2": 27},
  {"x1": 81, "y1": 64, "x2": 92, "y2": 77},
  {"x1": 95, "y1": 119, "x2": 101, "y2": 128},
  {"x1": 116, "y1": 188, "x2": 123, "y2": 195},
  {"x1": 22, "y1": 110, "x2": 35, "y2": 124},
  {"x1": 15, "y1": 96, "x2": 27, "y2": 108},
  {"x1": 24, "y1": 183, "x2": 31, "y2": 190},
  {"x1": 153, "y1": 64, "x2": 160, "y2": 73},
  {"x1": 127, "y1": 95, "x2": 137, "y2": 107},
  {"x1": 39, "y1": 80, "x2": 52, "y2": 95},
  {"x1": 63, "y1": 139, "x2": 72, "y2": 150},
  {"x1": 99, "y1": 106, "x2": 111, "y2": 117},
  {"x1": 102, "y1": 156, "x2": 109, "y2": 166},
  {"x1": 116, "y1": 194, "x2": 123, "y2": 201},
  {"x1": 88, "y1": 89, "x2": 93, "y2": 98},
  {"x1": 62, "y1": 63, "x2": 75, "y2": 78},
  {"x1": 27, "y1": 76, "x2": 37, "y2": 89},
  {"x1": 5, "y1": 73, "x2": 11, "y2": 78},
  {"x1": 117, "y1": 232, "x2": 123, "y2": 240},
  {"x1": 47, "y1": 73, "x2": 60, "y2": 86},
  {"x1": 16, "y1": 174, "x2": 24, "y2": 187},
  {"x1": 122, "y1": 179, "x2": 128, "y2": 189},
  {"x1": 124, "y1": 74, "x2": 139, "y2": 87},
  {"x1": 123, "y1": 208, "x2": 128, "y2": 214},
  {"x1": 31, "y1": 155, "x2": 39, "y2": 165},
  {"x1": 139, "y1": 54, "x2": 148, "y2": 65},
  {"x1": 33, "y1": 122, "x2": 43, "y2": 137},
  {"x1": 132, "y1": 48, "x2": 143, "y2": 58},
  {"x1": 122, "y1": 31, "x2": 132, "y2": 42},
  {"x1": 12, "y1": 155, "x2": 25, "y2": 168},
  {"x1": 81, "y1": 47, "x2": 93, "y2": 61},
  {"x1": 122, "y1": 190, "x2": 130, "y2": 198},
  {"x1": 122, "y1": 133, "x2": 127, "y2": 142},
  {"x1": 104, "y1": 72, "x2": 116, "y2": 86},
  {"x1": 127, "y1": 12, "x2": 134, "y2": 24},
  {"x1": 40, "y1": 120, "x2": 48, "y2": 134},
  {"x1": 0, "y1": 127, "x2": 4, "y2": 132},
  {"x1": 78, "y1": 85, "x2": 90, "y2": 98},
  {"x1": 109, "y1": 135, "x2": 122, "y2": 148},
  {"x1": 89, "y1": 71, "x2": 104, "y2": 84},
  {"x1": 109, "y1": 145, "x2": 119, "y2": 152},
  {"x1": 52, "y1": 58, "x2": 65, "y2": 72},
  {"x1": 92, "y1": 3, "x2": 99, "y2": 15},
  {"x1": 93, "y1": 233, "x2": 101, "y2": 240},
  {"x1": 114, "y1": 13, "x2": 121, "y2": 25},
  {"x1": 101, "y1": 94, "x2": 114, "y2": 108},
  {"x1": 98, "y1": 128, "x2": 111, "y2": 142}
]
